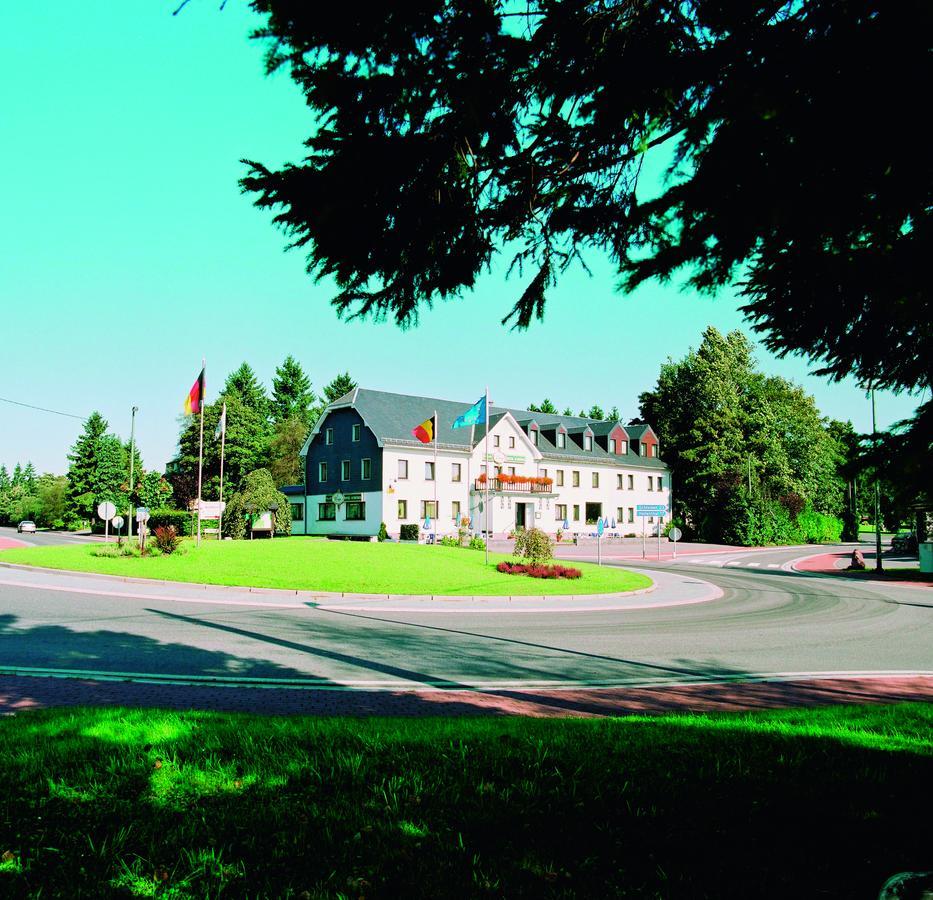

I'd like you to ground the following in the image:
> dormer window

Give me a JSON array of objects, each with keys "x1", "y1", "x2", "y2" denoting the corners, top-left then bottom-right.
[
  {"x1": 556, "y1": 432, "x2": 566, "y2": 449},
  {"x1": 639, "y1": 442, "x2": 646, "y2": 457},
  {"x1": 620, "y1": 440, "x2": 628, "y2": 454},
  {"x1": 530, "y1": 429, "x2": 539, "y2": 446},
  {"x1": 584, "y1": 435, "x2": 593, "y2": 451}
]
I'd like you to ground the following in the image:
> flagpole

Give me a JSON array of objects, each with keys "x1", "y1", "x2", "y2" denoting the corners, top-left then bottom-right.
[
  {"x1": 196, "y1": 358, "x2": 205, "y2": 547},
  {"x1": 484, "y1": 385, "x2": 489, "y2": 565},
  {"x1": 218, "y1": 401, "x2": 226, "y2": 541},
  {"x1": 433, "y1": 409, "x2": 438, "y2": 545}
]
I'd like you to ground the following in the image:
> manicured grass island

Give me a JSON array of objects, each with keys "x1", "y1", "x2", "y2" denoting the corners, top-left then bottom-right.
[
  {"x1": 0, "y1": 704, "x2": 929, "y2": 897},
  {"x1": 0, "y1": 539, "x2": 652, "y2": 596}
]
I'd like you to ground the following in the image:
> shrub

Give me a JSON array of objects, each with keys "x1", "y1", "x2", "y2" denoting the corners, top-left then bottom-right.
[
  {"x1": 399, "y1": 523, "x2": 419, "y2": 541},
  {"x1": 378, "y1": 522, "x2": 389, "y2": 542},
  {"x1": 223, "y1": 469, "x2": 292, "y2": 539},
  {"x1": 468, "y1": 535, "x2": 485, "y2": 551},
  {"x1": 497, "y1": 561, "x2": 581, "y2": 579},
  {"x1": 439, "y1": 535, "x2": 459, "y2": 547},
  {"x1": 92, "y1": 543, "x2": 140, "y2": 559},
  {"x1": 513, "y1": 527, "x2": 553, "y2": 564},
  {"x1": 153, "y1": 525, "x2": 181, "y2": 554},
  {"x1": 147, "y1": 508, "x2": 193, "y2": 536}
]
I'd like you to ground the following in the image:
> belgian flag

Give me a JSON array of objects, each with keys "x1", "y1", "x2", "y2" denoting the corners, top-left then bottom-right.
[
  {"x1": 184, "y1": 368, "x2": 205, "y2": 416},
  {"x1": 412, "y1": 413, "x2": 436, "y2": 444}
]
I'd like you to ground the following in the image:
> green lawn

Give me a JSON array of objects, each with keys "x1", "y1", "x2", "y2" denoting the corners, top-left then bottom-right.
[
  {"x1": 0, "y1": 539, "x2": 652, "y2": 596},
  {"x1": 847, "y1": 566, "x2": 930, "y2": 583},
  {"x1": 0, "y1": 704, "x2": 929, "y2": 897}
]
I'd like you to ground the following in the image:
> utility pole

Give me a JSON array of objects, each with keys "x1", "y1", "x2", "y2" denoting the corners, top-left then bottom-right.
[
  {"x1": 871, "y1": 387, "x2": 883, "y2": 573},
  {"x1": 128, "y1": 406, "x2": 138, "y2": 540}
]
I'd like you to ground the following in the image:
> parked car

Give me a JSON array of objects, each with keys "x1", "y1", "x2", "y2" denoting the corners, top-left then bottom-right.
[
  {"x1": 891, "y1": 531, "x2": 918, "y2": 554},
  {"x1": 16, "y1": 520, "x2": 36, "y2": 534}
]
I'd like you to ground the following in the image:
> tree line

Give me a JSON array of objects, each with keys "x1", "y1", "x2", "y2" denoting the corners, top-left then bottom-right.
[{"x1": 167, "y1": 360, "x2": 356, "y2": 510}]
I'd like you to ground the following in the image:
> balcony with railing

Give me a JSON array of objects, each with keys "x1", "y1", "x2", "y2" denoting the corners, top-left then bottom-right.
[{"x1": 473, "y1": 476, "x2": 555, "y2": 494}]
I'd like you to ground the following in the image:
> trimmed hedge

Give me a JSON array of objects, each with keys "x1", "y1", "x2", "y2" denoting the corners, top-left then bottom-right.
[
  {"x1": 399, "y1": 524, "x2": 419, "y2": 541},
  {"x1": 497, "y1": 561, "x2": 582, "y2": 579},
  {"x1": 146, "y1": 508, "x2": 194, "y2": 537}
]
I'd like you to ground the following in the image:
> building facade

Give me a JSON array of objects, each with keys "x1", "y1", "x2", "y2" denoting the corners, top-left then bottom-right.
[{"x1": 288, "y1": 388, "x2": 670, "y2": 539}]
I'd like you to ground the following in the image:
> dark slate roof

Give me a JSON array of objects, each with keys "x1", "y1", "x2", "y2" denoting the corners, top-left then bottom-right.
[
  {"x1": 626, "y1": 423, "x2": 654, "y2": 440},
  {"x1": 322, "y1": 388, "x2": 666, "y2": 467},
  {"x1": 281, "y1": 484, "x2": 305, "y2": 496},
  {"x1": 590, "y1": 421, "x2": 628, "y2": 437}
]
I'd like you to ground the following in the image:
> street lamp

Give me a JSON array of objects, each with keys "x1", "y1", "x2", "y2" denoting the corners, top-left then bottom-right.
[{"x1": 871, "y1": 387, "x2": 883, "y2": 573}]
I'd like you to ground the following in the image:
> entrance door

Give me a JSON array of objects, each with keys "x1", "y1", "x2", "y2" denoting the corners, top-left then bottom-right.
[{"x1": 515, "y1": 502, "x2": 526, "y2": 529}]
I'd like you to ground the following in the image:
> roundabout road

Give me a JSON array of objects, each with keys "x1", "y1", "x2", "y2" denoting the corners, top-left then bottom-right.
[{"x1": 0, "y1": 543, "x2": 930, "y2": 715}]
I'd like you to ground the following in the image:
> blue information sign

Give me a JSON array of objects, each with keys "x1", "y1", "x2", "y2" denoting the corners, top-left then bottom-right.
[{"x1": 636, "y1": 504, "x2": 668, "y2": 516}]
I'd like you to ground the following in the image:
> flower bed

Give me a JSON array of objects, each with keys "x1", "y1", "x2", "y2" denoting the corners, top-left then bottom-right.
[{"x1": 497, "y1": 561, "x2": 582, "y2": 579}]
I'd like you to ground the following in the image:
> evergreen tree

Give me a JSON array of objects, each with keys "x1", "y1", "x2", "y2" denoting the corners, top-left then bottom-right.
[
  {"x1": 587, "y1": 405, "x2": 606, "y2": 421},
  {"x1": 271, "y1": 355, "x2": 316, "y2": 425},
  {"x1": 562, "y1": 407, "x2": 573, "y2": 416},
  {"x1": 21, "y1": 462, "x2": 37, "y2": 491},
  {"x1": 36, "y1": 474, "x2": 68, "y2": 529},
  {"x1": 269, "y1": 417, "x2": 311, "y2": 486},
  {"x1": 0, "y1": 466, "x2": 9, "y2": 492},
  {"x1": 64, "y1": 412, "x2": 109, "y2": 525},
  {"x1": 528, "y1": 399, "x2": 558, "y2": 414},
  {"x1": 322, "y1": 372, "x2": 357, "y2": 405},
  {"x1": 224, "y1": 363, "x2": 269, "y2": 417},
  {"x1": 11, "y1": 464, "x2": 23, "y2": 486},
  {"x1": 608, "y1": 406, "x2": 621, "y2": 422}
]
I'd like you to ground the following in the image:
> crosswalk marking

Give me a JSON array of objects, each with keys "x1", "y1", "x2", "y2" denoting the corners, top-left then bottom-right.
[
  {"x1": 767, "y1": 563, "x2": 780, "y2": 568},
  {"x1": 746, "y1": 562, "x2": 760, "y2": 567}
]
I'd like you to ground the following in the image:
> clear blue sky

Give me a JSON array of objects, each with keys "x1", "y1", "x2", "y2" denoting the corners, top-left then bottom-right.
[{"x1": 0, "y1": 2, "x2": 924, "y2": 475}]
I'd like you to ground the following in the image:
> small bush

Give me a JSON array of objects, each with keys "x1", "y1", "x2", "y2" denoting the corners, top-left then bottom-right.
[
  {"x1": 496, "y1": 561, "x2": 581, "y2": 579},
  {"x1": 92, "y1": 543, "x2": 140, "y2": 559},
  {"x1": 153, "y1": 526, "x2": 181, "y2": 555},
  {"x1": 147, "y1": 508, "x2": 193, "y2": 537},
  {"x1": 513, "y1": 527, "x2": 553, "y2": 564},
  {"x1": 439, "y1": 535, "x2": 460, "y2": 547},
  {"x1": 468, "y1": 535, "x2": 486, "y2": 551},
  {"x1": 399, "y1": 524, "x2": 419, "y2": 541},
  {"x1": 378, "y1": 522, "x2": 389, "y2": 542}
]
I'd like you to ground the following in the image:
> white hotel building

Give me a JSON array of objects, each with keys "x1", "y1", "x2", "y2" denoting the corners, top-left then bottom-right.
[{"x1": 285, "y1": 388, "x2": 670, "y2": 539}]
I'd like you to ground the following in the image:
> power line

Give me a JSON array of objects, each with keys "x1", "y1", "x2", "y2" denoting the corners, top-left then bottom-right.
[{"x1": 0, "y1": 395, "x2": 86, "y2": 421}]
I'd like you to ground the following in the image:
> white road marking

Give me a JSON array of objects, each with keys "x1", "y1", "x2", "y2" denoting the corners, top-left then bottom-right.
[
  {"x1": 767, "y1": 563, "x2": 780, "y2": 568},
  {"x1": 746, "y1": 562, "x2": 761, "y2": 567}
]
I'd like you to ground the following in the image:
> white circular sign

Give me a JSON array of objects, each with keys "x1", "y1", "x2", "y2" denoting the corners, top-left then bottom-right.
[
  {"x1": 493, "y1": 450, "x2": 506, "y2": 465},
  {"x1": 111, "y1": 516, "x2": 124, "y2": 530},
  {"x1": 331, "y1": 492, "x2": 345, "y2": 506},
  {"x1": 97, "y1": 501, "x2": 116, "y2": 520},
  {"x1": 669, "y1": 527, "x2": 683, "y2": 542},
  {"x1": 136, "y1": 508, "x2": 150, "y2": 523}
]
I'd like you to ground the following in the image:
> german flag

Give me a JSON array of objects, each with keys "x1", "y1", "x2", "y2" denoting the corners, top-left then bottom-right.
[
  {"x1": 184, "y1": 368, "x2": 205, "y2": 416},
  {"x1": 412, "y1": 413, "x2": 436, "y2": 444}
]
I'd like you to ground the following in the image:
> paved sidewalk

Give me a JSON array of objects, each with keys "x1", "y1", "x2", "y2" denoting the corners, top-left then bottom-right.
[
  {"x1": 2, "y1": 674, "x2": 930, "y2": 718},
  {"x1": 0, "y1": 561, "x2": 722, "y2": 613},
  {"x1": 793, "y1": 551, "x2": 933, "y2": 588}
]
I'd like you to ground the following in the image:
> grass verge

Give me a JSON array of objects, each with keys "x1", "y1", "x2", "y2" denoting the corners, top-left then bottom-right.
[
  {"x1": 0, "y1": 540, "x2": 652, "y2": 596},
  {"x1": 846, "y1": 567, "x2": 931, "y2": 583},
  {"x1": 0, "y1": 704, "x2": 930, "y2": 897}
]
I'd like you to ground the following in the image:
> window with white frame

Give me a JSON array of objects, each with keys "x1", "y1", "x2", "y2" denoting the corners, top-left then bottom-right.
[
  {"x1": 628, "y1": 507, "x2": 634, "y2": 523},
  {"x1": 573, "y1": 504, "x2": 580, "y2": 521},
  {"x1": 555, "y1": 503, "x2": 567, "y2": 521},
  {"x1": 397, "y1": 499, "x2": 408, "y2": 520},
  {"x1": 451, "y1": 462, "x2": 461, "y2": 482},
  {"x1": 584, "y1": 434, "x2": 593, "y2": 451},
  {"x1": 451, "y1": 500, "x2": 461, "y2": 521},
  {"x1": 572, "y1": 470, "x2": 580, "y2": 487},
  {"x1": 325, "y1": 428, "x2": 333, "y2": 445},
  {"x1": 398, "y1": 459, "x2": 408, "y2": 480},
  {"x1": 657, "y1": 476, "x2": 663, "y2": 490},
  {"x1": 647, "y1": 476, "x2": 653, "y2": 491},
  {"x1": 341, "y1": 460, "x2": 351, "y2": 480},
  {"x1": 557, "y1": 432, "x2": 566, "y2": 448},
  {"x1": 318, "y1": 461, "x2": 328, "y2": 482},
  {"x1": 617, "y1": 474, "x2": 624, "y2": 489},
  {"x1": 494, "y1": 435, "x2": 500, "y2": 447},
  {"x1": 530, "y1": 429, "x2": 538, "y2": 445},
  {"x1": 421, "y1": 500, "x2": 437, "y2": 520},
  {"x1": 620, "y1": 440, "x2": 628, "y2": 454},
  {"x1": 509, "y1": 436, "x2": 515, "y2": 448},
  {"x1": 361, "y1": 458, "x2": 371, "y2": 480},
  {"x1": 617, "y1": 507, "x2": 624, "y2": 522},
  {"x1": 592, "y1": 471, "x2": 599, "y2": 488},
  {"x1": 291, "y1": 503, "x2": 304, "y2": 522},
  {"x1": 640, "y1": 442, "x2": 647, "y2": 456},
  {"x1": 627, "y1": 474, "x2": 634, "y2": 490},
  {"x1": 318, "y1": 502, "x2": 336, "y2": 521},
  {"x1": 556, "y1": 469, "x2": 564, "y2": 486},
  {"x1": 425, "y1": 461, "x2": 435, "y2": 481},
  {"x1": 351, "y1": 423, "x2": 361, "y2": 442}
]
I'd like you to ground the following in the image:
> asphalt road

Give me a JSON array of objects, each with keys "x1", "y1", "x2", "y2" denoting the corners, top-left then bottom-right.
[
  {"x1": 0, "y1": 526, "x2": 100, "y2": 548},
  {"x1": 0, "y1": 543, "x2": 929, "y2": 694}
]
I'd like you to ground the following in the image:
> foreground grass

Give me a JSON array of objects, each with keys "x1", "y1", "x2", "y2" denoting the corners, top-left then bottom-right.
[
  {"x1": 0, "y1": 539, "x2": 652, "y2": 596},
  {"x1": 0, "y1": 704, "x2": 930, "y2": 898},
  {"x1": 847, "y1": 566, "x2": 931, "y2": 583}
]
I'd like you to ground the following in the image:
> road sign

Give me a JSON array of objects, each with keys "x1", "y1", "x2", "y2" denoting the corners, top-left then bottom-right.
[
  {"x1": 111, "y1": 515, "x2": 124, "y2": 531},
  {"x1": 136, "y1": 507, "x2": 150, "y2": 523},
  {"x1": 597, "y1": 518, "x2": 605, "y2": 536},
  {"x1": 636, "y1": 504, "x2": 668, "y2": 516},
  {"x1": 669, "y1": 526, "x2": 683, "y2": 542},
  {"x1": 97, "y1": 501, "x2": 116, "y2": 520},
  {"x1": 198, "y1": 500, "x2": 226, "y2": 517}
]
